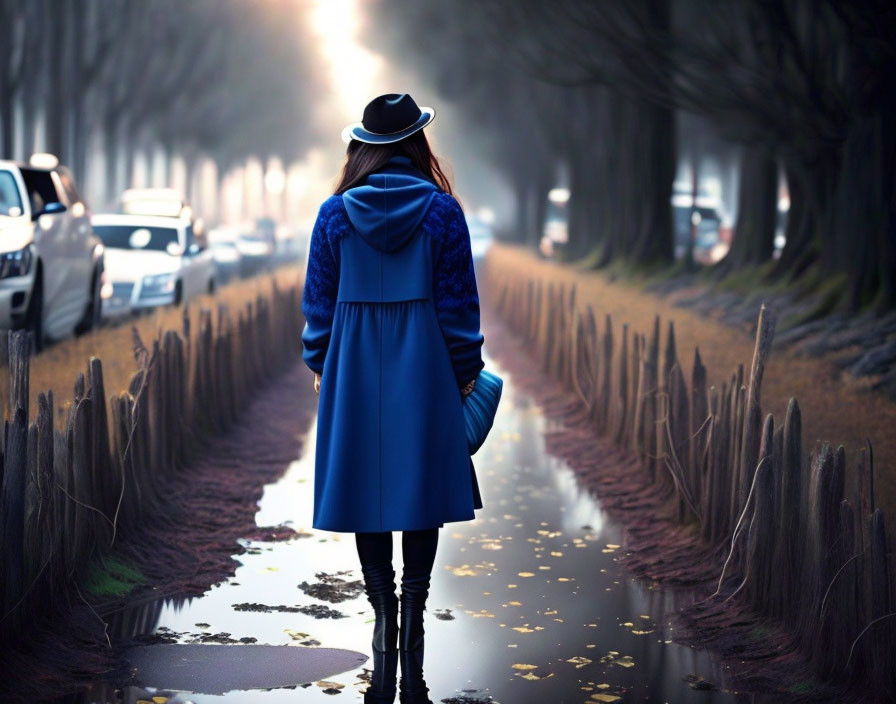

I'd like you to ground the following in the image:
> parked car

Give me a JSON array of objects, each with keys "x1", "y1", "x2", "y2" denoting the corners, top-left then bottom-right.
[
  {"x1": 91, "y1": 213, "x2": 216, "y2": 318},
  {"x1": 540, "y1": 187, "x2": 570, "y2": 258},
  {"x1": 207, "y1": 225, "x2": 243, "y2": 284},
  {"x1": 672, "y1": 203, "x2": 722, "y2": 252},
  {"x1": 273, "y1": 223, "x2": 303, "y2": 263},
  {"x1": 466, "y1": 215, "x2": 495, "y2": 261},
  {"x1": 671, "y1": 185, "x2": 726, "y2": 261},
  {"x1": 255, "y1": 217, "x2": 277, "y2": 251},
  {"x1": 120, "y1": 187, "x2": 192, "y2": 220},
  {"x1": 236, "y1": 228, "x2": 273, "y2": 277},
  {"x1": 0, "y1": 155, "x2": 104, "y2": 349}
]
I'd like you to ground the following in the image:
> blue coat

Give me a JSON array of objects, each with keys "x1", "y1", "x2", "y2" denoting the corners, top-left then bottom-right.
[{"x1": 301, "y1": 155, "x2": 485, "y2": 532}]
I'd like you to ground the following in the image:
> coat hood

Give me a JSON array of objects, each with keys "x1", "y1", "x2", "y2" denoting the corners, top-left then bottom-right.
[{"x1": 342, "y1": 155, "x2": 440, "y2": 252}]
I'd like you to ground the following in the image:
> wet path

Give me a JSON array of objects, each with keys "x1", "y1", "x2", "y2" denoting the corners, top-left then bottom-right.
[{"x1": 103, "y1": 343, "x2": 745, "y2": 703}]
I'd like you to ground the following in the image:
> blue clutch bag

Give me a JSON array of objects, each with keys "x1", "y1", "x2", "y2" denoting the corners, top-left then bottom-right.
[{"x1": 463, "y1": 368, "x2": 503, "y2": 455}]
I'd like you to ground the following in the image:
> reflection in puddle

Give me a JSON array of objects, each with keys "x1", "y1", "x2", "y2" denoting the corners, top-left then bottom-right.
[{"x1": 79, "y1": 349, "x2": 745, "y2": 702}]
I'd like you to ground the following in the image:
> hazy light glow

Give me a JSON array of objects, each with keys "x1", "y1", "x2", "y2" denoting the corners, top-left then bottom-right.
[
  {"x1": 548, "y1": 187, "x2": 570, "y2": 204},
  {"x1": 265, "y1": 166, "x2": 286, "y2": 195},
  {"x1": 29, "y1": 153, "x2": 59, "y2": 169},
  {"x1": 476, "y1": 207, "x2": 496, "y2": 225},
  {"x1": 311, "y1": 0, "x2": 384, "y2": 123}
]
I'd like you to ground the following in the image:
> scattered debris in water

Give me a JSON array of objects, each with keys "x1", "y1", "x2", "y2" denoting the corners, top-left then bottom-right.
[
  {"x1": 297, "y1": 571, "x2": 365, "y2": 603},
  {"x1": 440, "y1": 688, "x2": 500, "y2": 703},
  {"x1": 316, "y1": 679, "x2": 345, "y2": 695},
  {"x1": 566, "y1": 656, "x2": 592, "y2": 668},
  {"x1": 284, "y1": 629, "x2": 322, "y2": 647},
  {"x1": 599, "y1": 651, "x2": 635, "y2": 668},
  {"x1": 231, "y1": 601, "x2": 347, "y2": 619},
  {"x1": 233, "y1": 602, "x2": 301, "y2": 612},
  {"x1": 299, "y1": 603, "x2": 350, "y2": 619},
  {"x1": 683, "y1": 674, "x2": 717, "y2": 691},
  {"x1": 244, "y1": 523, "x2": 313, "y2": 542},
  {"x1": 130, "y1": 627, "x2": 259, "y2": 646}
]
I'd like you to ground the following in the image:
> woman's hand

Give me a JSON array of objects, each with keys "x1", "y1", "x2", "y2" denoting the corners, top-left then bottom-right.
[
  {"x1": 461, "y1": 377, "x2": 476, "y2": 398},
  {"x1": 313, "y1": 372, "x2": 321, "y2": 395}
]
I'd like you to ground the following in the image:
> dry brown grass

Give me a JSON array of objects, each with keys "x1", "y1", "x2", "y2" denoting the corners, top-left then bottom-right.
[
  {"x1": 484, "y1": 242, "x2": 896, "y2": 518},
  {"x1": 1, "y1": 265, "x2": 305, "y2": 429}
]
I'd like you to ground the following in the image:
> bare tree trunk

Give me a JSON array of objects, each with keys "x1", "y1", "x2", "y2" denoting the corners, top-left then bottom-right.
[
  {"x1": 44, "y1": 0, "x2": 68, "y2": 160},
  {"x1": 716, "y1": 144, "x2": 777, "y2": 276},
  {"x1": 183, "y1": 148, "x2": 199, "y2": 206},
  {"x1": 513, "y1": 173, "x2": 531, "y2": 245},
  {"x1": 529, "y1": 173, "x2": 552, "y2": 249},
  {"x1": 629, "y1": 97, "x2": 676, "y2": 267},
  {"x1": 0, "y1": 91, "x2": 12, "y2": 158},
  {"x1": 0, "y1": 1, "x2": 18, "y2": 156},
  {"x1": 831, "y1": 99, "x2": 896, "y2": 310},
  {"x1": 565, "y1": 150, "x2": 602, "y2": 261},
  {"x1": 772, "y1": 159, "x2": 815, "y2": 281},
  {"x1": 103, "y1": 112, "x2": 120, "y2": 208}
]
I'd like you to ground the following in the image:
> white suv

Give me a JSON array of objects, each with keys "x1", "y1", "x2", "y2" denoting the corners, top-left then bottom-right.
[
  {"x1": 0, "y1": 157, "x2": 104, "y2": 349},
  {"x1": 91, "y1": 213, "x2": 216, "y2": 318}
]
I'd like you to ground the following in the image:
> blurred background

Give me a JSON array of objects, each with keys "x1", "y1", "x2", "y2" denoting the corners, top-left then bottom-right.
[
  {"x1": 1, "y1": 0, "x2": 893, "y2": 312},
  {"x1": 2, "y1": 3, "x2": 896, "y2": 701}
]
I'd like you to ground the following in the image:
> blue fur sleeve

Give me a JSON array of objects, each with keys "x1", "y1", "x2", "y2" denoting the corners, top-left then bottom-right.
[
  {"x1": 430, "y1": 194, "x2": 486, "y2": 388},
  {"x1": 301, "y1": 198, "x2": 341, "y2": 374}
]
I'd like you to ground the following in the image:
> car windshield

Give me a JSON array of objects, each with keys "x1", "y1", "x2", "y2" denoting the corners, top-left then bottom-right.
[
  {"x1": 93, "y1": 224, "x2": 180, "y2": 252},
  {"x1": 0, "y1": 171, "x2": 24, "y2": 216}
]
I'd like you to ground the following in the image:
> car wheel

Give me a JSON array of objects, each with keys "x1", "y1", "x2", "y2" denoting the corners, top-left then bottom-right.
[
  {"x1": 24, "y1": 272, "x2": 45, "y2": 355},
  {"x1": 75, "y1": 264, "x2": 103, "y2": 336}
]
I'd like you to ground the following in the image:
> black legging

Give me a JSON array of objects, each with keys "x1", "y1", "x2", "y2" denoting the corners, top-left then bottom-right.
[{"x1": 355, "y1": 528, "x2": 439, "y2": 600}]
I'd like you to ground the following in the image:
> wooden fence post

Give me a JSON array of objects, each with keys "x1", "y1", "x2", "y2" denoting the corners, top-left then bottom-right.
[{"x1": 0, "y1": 406, "x2": 27, "y2": 636}]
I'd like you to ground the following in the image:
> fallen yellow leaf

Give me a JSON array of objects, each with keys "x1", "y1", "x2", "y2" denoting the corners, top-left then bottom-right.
[
  {"x1": 521, "y1": 671, "x2": 554, "y2": 680},
  {"x1": 566, "y1": 656, "x2": 592, "y2": 668},
  {"x1": 315, "y1": 681, "x2": 345, "y2": 689}
]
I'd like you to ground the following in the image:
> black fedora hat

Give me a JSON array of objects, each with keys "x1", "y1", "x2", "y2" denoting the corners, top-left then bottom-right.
[{"x1": 341, "y1": 93, "x2": 436, "y2": 145}]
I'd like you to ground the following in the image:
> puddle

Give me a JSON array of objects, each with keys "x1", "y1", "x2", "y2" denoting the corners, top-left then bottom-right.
[
  {"x1": 66, "y1": 348, "x2": 746, "y2": 702},
  {"x1": 127, "y1": 644, "x2": 367, "y2": 694}
]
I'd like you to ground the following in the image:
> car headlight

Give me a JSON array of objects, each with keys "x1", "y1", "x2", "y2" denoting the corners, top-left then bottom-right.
[
  {"x1": 0, "y1": 245, "x2": 33, "y2": 278},
  {"x1": 100, "y1": 272, "x2": 114, "y2": 299},
  {"x1": 141, "y1": 272, "x2": 177, "y2": 294}
]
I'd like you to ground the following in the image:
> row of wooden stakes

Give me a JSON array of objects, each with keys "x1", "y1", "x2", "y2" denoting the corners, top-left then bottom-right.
[
  {"x1": 490, "y1": 270, "x2": 893, "y2": 695},
  {"x1": 0, "y1": 279, "x2": 303, "y2": 642}
]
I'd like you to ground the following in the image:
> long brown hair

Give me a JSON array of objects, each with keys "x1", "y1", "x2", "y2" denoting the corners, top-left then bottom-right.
[{"x1": 334, "y1": 130, "x2": 454, "y2": 196}]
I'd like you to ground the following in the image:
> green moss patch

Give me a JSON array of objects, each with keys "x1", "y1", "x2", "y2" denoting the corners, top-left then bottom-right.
[{"x1": 82, "y1": 556, "x2": 148, "y2": 598}]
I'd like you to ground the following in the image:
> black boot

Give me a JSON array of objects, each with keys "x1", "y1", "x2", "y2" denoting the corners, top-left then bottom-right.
[
  {"x1": 362, "y1": 565, "x2": 399, "y2": 704},
  {"x1": 398, "y1": 576, "x2": 434, "y2": 704}
]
